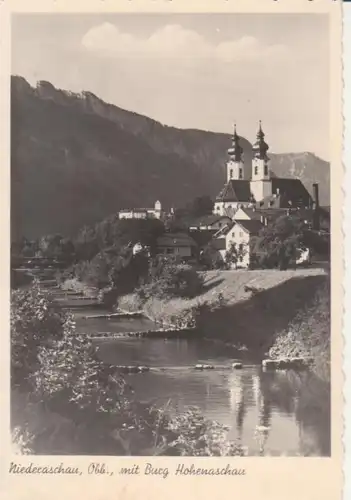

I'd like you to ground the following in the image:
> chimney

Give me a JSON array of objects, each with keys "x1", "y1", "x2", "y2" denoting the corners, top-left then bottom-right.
[{"x1": 312, "y1": 183, "x2": 320, "y2": 231}]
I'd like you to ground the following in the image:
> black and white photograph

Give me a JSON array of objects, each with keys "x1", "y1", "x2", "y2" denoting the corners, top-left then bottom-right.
[{"x1": 10, "y1": 11, "x2": 333, "y2": 458}]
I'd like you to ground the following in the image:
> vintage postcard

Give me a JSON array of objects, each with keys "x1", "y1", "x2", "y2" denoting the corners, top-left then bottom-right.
[{"x1": 0, "y1": 0, "x2": 344, "y2": 499}]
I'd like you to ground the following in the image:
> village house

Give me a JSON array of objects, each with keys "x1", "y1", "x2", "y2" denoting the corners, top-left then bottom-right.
[
  {"x1": 213, "y1": 219, "x2": 264, "y2": 268},
  {"x1": 156, "y1": 232, "x2": 197, "y2": 260}
]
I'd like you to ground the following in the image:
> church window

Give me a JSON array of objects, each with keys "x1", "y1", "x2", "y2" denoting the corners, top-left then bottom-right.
[
  {"x1": 264, "y1": 164, "x2": 268, "y2": 176},
  {"x1": 230, "y1": 169, "x2": 233, "y2": 179},
  {"x1": 239, "y1": 169, "x2": 243, "y2": 179},
  {"x1": 254, "y1": 166, "x2": 258, "y2": 175}
]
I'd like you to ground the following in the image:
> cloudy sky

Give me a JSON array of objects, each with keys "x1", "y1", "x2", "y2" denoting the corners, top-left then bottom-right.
[{"x1": 12, "y1": 14, "x2": 329, "y2": 159}]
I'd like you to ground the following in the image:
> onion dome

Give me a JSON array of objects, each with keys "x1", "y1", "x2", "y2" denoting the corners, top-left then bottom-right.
[
  {"x1": 228, "y1": 123, "x2": 243, "y2": 162},
  {"x1": 252, "y1": 121, "x2": 269, "y2": 160}
]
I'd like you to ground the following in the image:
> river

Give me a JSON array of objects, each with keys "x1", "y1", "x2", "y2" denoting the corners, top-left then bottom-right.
[{"x1": 17, "y1": 269, "x2": 331, "y2": 456}]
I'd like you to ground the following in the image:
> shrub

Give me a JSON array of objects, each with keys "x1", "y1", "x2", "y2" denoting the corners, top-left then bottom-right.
[
  {"x1": 11, "y1": 281, "x2": 66, "y2": 391},
  {"x1": 200, "y1": 242, "x2": 225, "y2": 270},
  {"x1": 166, "y1": 407, "x2": 245, "y2": 456},
  {"x1": 137, "y1": 256, "x2": 204, "y2": 301},
  {"x1": 251, "y1": 214, "x2": 307, "y2": 270},
  {"x1": 225, "y1": 243, "x2": 247, "y2": 269}
]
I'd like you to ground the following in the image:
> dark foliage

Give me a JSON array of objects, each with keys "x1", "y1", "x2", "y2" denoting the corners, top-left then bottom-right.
[
  {"x1": 251, "y1": 214, "x2": 307, "y2": 270},
  {"x1": 137, "y1": 255, "x2": 204, "y2": 301}
]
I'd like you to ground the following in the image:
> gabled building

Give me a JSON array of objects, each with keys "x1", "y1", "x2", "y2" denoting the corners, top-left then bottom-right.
[
  {"x1": 213, "y1": 219, "x2": 264, "y2": 268},
  {"x1": 156, "y1": 232, "x2": 197, "y2": 259},
  {"x1": 188, "y1": 214, "x2": 232, "y2": 232}
]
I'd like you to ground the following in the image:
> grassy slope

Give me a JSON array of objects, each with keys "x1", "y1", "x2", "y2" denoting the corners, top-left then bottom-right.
[{"x1": 119, "y1": 268, "x2": 329, "y2": 354}]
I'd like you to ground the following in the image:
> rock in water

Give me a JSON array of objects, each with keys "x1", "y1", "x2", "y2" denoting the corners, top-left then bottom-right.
[
  {"x1": 232, "y1": 362, "x2": 243, "y2": 369},
  {"x1": 262, "y1": 359, "x2": 279, "y2": 369}
]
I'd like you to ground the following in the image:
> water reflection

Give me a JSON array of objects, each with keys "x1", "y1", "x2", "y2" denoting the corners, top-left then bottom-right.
[{"x1": 95, "y1": 338, "x2": 330, "y2": 456}]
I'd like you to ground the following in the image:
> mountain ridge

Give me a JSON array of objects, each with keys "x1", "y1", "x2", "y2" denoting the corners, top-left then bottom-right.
[{"x1": 11, "y1": 76, "x2": 330, "y2": 239}]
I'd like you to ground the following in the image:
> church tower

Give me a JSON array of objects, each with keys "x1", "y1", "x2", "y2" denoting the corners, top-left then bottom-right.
[
  {"x1": 227, "y1": 124, "x2": 244, "y2": 182},
  {"x1": 250, "y1": 121, "x2": 272, "y2": 202}
]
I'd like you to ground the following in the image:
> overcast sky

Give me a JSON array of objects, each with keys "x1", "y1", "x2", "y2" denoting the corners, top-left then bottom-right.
[{"x1": 12, "y1": 14, "x2": 329, "y2": 160}]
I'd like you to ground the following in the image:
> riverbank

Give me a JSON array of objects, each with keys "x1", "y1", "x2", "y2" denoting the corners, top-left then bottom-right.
[
  {"x1": 59, "y1": 268, "x2": 330, "y2": 374},
  {"x1": 269, "y1": 280, "x2": 330, "y2": 381},
  {"x1": 117, "y1": 268, "x2": 329, "y2": 353}
]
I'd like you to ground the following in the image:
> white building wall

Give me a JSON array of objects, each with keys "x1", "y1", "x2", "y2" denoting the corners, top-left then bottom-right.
[
  {"x1": 227, "y1": 160, "x2": 245, "y2": 182},
  {"x1": 250, "y1": 180, "x2": 272, "y2": 203},
  {"x1": 251, "y1": 158, "x2": 270, "y2": 182},
  {"x1": 222, "y1": 224, "x2": 251, "y2": 268},
  {"x1": 214, "y1": 201, "x2": 252, "y2": 217}
]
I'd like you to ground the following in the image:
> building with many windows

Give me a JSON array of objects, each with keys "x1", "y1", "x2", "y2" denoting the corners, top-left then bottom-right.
[{"x1": 214, "y1": 122, "x2": 312, "y2": 217}]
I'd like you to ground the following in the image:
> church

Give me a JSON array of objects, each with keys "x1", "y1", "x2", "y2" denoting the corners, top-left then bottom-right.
[{"x1": 213, "y1": 122, "x2": 313, "y2": 217}]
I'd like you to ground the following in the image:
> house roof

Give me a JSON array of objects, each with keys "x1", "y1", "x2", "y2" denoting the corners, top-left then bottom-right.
[
  {"x1": 235, "y1": 220, "x2": 264, "y2": 235},
  {"x1": 213, "y1": 222, "x2": 235, "y2": 237},
  {"x1": 188, "y1": 214, "x2": 231, "y2": 228},
  {"x1": 216, "y1": 180, "x2": 252, "y2": 202},
  {"x1": 216, "y1": 178, "x2": 312, "y2": 208},
  {"x1": 256, "y1": 178, "x2": 312, "y2": 209},
  {"x1": 189, "y1": 230, "x2": 216, "y2": 248},
  {"x1": 236, "y1": 207, "x2": 293, "y2": 223},
  {"x1": 156, "y1": 232, "x2": 197, "y2": 248},
  {"x1": 212, "y1": 238, "x2": 227, "y2": 251}
]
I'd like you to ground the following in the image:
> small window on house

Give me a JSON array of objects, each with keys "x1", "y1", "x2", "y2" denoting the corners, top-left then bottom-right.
[
  {"x1": 239, "y1": 169, "x2": 243, "y2": 179},
  {"x1": 238, "y1": 244, "x2": 244, "y2": 252},
  {"x1": 254, "y1": 166, "x2": 258, "y2": 175},
  {"x1": 264, "y1": 164, "x2": 268, "y2": 176},
  {"x1": 166, "y1": 248, "x2": 174, "y2": 254},
  {"x1": 239, "y1": 231, "x2": 243, "y2": 237},
  {"x1": 230, "y1": 169, "x2": 233, "y2": 179},
  {"x1": 218, "y1": 222, "x2": 222, "y2": 228}
]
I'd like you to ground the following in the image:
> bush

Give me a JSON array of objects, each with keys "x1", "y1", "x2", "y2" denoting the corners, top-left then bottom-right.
[
  {"x1": 251, "y1": 214, "x2": 307, "y2": 270},
  {"x1": 11, "y1": 281, "x2": 66, "y2": 391},
  {"x1": 137, "y1": 256, "x2": 204, "y2": 301},
  {"x1": 225, "y1": 243, "x2": 247, "y2": 269},
  {"x1": 166, "y1": 407, "x2": 245, "y2": 456},
  {"x1": 200, "y1": 242, "x2": 225, "y2": 270}
]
